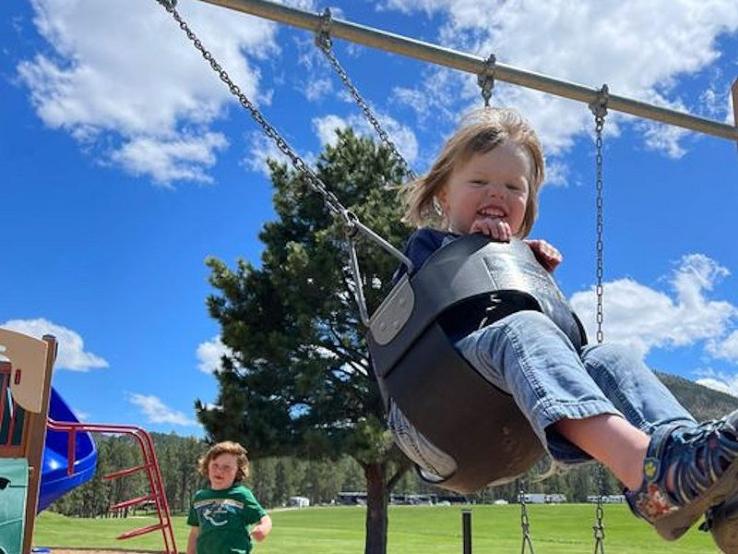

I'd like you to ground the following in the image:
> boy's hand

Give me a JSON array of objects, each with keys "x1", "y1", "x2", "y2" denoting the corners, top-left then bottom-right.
[
  {"x1": 251, "y1": 526, "x2": 268, "y2": 541},
  {"x1": 524, "y1": 239, "x2": 562, "y2": 272},
  {"x1": 470, "y1": 217, "x2": 512, "y2": 242}
]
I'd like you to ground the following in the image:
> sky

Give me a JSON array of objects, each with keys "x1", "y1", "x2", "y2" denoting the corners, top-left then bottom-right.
[{"x1": 1, "y1": 0, "x2": 738, "y2": 438}]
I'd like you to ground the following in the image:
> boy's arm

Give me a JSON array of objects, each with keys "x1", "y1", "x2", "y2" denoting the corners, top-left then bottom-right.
[
  {"x1": 250, "y1": 514, "x2": 273, "y2": 542},
  {"x1": 186, "y1": 526, "x2": 200, "y2": 554}
]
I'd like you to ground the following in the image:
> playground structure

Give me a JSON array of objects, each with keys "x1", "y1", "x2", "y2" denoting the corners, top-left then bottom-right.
[
  {"x1": 0, "y1": 328, "x2": 177, "y2": 554},
  {"x1": 153, "y1": 1, "x2": 737, "y2": 551}
]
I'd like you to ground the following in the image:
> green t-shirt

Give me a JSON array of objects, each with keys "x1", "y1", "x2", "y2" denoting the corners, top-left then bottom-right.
[{"x1": 187, "y1": 484, "x2": 267, "y2": 554}]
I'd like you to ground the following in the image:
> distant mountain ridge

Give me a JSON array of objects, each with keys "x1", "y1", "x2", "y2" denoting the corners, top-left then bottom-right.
[{"x1": 658, "y1": 371, "x2": 738, "y2": 421}]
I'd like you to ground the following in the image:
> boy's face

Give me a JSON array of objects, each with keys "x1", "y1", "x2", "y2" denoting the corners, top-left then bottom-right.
[
  {"x1": 438, "y1": 141, "x2": 530, "y2": 236},
  {"x1": 208, "y1": 453, "x2": 239, "y2": 490}
]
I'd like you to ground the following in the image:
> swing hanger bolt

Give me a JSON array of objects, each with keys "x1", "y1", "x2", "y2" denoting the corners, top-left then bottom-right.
[
  {"x1": 315, "y1": 8, "x2": 333, "y2": 51},
  {"x1": 477, "y1": 54, "x2": 496, "y2": 107},
  {"x1": 589, "y1": 84, "x2": 610, "y2": 119},
  {"x1": 341, "y1": 209, "x2": 361, "y2": 238}
]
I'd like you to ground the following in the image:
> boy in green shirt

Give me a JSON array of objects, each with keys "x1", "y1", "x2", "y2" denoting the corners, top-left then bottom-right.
[{"x1": 187, "y1": 441, "x2": 272, "y2": 554}]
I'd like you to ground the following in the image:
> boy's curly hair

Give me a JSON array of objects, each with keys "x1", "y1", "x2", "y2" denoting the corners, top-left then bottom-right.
[{"x1": 198, "y1": 441, "x2": 250, "y2": 482}]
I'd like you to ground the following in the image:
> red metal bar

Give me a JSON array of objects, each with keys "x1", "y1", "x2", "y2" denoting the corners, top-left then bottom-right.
[
  {"x1": 110, "y1": 494, "x2": 154, "y2": 511},
  {"x1": 104, "y1": 463, "x2": 151, "y2": 480},
  {"x1": 117, "y1": 522, "x2": 165, "y2": 540},
  {"x1": 46, "y1": 418, "x2": 178, "y2": 554}
]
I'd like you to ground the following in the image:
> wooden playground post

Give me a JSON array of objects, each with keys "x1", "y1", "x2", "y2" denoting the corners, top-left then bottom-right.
[
  {"x1": 0, "y1": 330, "x2": 56, "y2": 554},
  {"x1": 22, "y1": 335, "x2": 56, "y2": 554}
]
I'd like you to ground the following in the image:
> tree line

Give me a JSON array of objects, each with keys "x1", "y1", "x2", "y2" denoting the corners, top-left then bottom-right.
[{"x1": 50, "y1": 430, "x2": 626, "y2": 518}]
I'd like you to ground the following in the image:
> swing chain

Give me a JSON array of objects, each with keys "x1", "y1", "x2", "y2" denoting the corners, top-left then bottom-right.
[
  {"x1": 589, "y1": 83, "x2": 609, "y2": 554},
  {"x1": 589, "y1": 84, "x2": 608, "y2": 346},
  {"x1": 155, "y1": 0, "x2": 416, "y2": 327},
  {"x1": 518, "y1": 485, "x2": 536, "y2": 554},
  {"x1": 315, "y1": 9, "x2": 416, "y2": 180},
  {"x1": 477, "y1": 54, "x2": 496, "y2": 107},
  {"x1": 156, "y1": 1, "x2": 351, "y2": 223}
]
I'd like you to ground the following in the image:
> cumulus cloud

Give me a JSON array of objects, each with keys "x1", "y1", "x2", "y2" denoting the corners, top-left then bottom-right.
[
  {"x1": 0, "y1": 318, "x2": 108, "y2": 372},
  {"x1": 128, "y1": 393, "x2": 197, "y2": 426},
  {"x1": 243, "y1": 131, "x2": 293, "y2": 177},
  {"x1": 196, "y1": 335, "x2": 231, "y2": 374},
  {"x1": 695, "y1": 368, "x2": 738, "y2": 398},
  {"x1": 17, "y1": 0, "x2": 284, "y2": 185},
  {"x1": 709, "y1": 330, "x2": 738, "y2": 363},
  {"x1": 312, "y1": 112, "x2": 419, "y2": 164},
  {"x1": 570, "y1": 254, "x2": 737, "y2": 360},
  {"x1": 381, "y1": 0, "x2": 738, "y2": 157}
]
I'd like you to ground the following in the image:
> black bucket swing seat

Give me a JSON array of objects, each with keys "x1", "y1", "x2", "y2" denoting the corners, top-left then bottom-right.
[{"x1": 367, "y1": 234, "x2": 587, "y2": 493}]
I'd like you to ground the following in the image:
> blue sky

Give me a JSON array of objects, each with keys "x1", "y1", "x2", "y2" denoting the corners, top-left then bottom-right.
[{"x1": 2, "y1": 0, "x2": 738, "y2": 437}]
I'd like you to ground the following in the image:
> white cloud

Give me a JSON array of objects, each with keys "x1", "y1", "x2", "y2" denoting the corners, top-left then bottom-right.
[
  {"x1": 110, "y1": 133, "x2": 228, "y2": 185},
  {"x1": 18, "y1": 0, "x2": 279, "y2": 184},
  {"x1": 313, "y1": 114, "x2": 350, "y2": 146},
  {"x1": 695, "y1": 368, "x2": 738, "y2": 398},
  {"x1": 304, "y1": 77, "x2": 333, "y2": 101},
  {"x1": 128, "y1": 393, "x2": 197, "y2": 426},
  {"x1": 570, "y1": 254, "x2": 737, "y2": 360},
  {"x1": 0, "y1": 318, "x2": 108, "y2": 372},
  {"x1": 197, "y1": 335, "x2": 231, "y2": 374},
  {"x1": 312, "y1": 112, "x2": 419, "y2": 164},
  {"x1": 243, "y1": 132, "x2": 293, "y2": 177},
  {"x1": 381, "y1": 0, "x2": 738, "y2": 157},
  {"x1": 709, "y1": 330, "x2": 738, "y2": 363}
]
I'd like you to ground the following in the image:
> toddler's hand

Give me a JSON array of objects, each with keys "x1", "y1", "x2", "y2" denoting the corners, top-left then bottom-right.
[
  {"x1": 525, "y1": 239, "x2": 562, "y2": 272},
  {"x1": 470, "y1": 217, "x2": 512, "y2": 242}
]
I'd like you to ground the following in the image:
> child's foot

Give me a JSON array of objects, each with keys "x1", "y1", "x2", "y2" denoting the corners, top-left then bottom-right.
[
  {"x1": 701, "y1": 495, "x2": 738, "y2": 553},
  {"x1": 625, "y1": 412, "x2": 738, "y2": 541}
]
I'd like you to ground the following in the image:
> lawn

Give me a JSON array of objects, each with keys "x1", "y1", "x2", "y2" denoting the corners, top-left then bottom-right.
[{"x1": 33, "y1": 504, "x2": 722, "y2": 553}]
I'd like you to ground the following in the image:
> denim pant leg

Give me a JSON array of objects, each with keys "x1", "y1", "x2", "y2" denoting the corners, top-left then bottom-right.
[
  {"x1": 579, "y1": 343, "x2": 696, "y2": 434},
  {"x1": 455, "y1": 311, "x2": 624, "y2": 464}
]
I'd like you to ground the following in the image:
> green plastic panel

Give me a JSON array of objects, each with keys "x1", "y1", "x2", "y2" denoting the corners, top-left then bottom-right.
[{"x1": 0, "y1": 458, "x2": 28, "y2": 554}]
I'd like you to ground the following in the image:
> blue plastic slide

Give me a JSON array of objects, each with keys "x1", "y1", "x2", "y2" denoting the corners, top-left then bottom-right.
[{"x1": 37, "y1": 388, "x2": 97, "y2": 512}]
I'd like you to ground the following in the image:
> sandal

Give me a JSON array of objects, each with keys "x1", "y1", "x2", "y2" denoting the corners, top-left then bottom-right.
[{"x1": 625, "y1": 412, "x2": 738, "y2": 541}]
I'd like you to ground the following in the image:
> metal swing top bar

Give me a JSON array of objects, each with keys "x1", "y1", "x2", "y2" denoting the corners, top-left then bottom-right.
[{"x1": 196, "y1": 0, "x2": 738, "y2": 143}]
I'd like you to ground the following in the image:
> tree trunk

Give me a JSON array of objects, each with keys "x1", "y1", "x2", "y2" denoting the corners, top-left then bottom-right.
[{"x1": 364, "y1": 462, "x2": 389, "y2": 554}]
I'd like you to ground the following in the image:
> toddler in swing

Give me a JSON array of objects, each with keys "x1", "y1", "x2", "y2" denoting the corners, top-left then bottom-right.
[{"x1": 387, "y1": 106, "x2": 738, "y2": 545}]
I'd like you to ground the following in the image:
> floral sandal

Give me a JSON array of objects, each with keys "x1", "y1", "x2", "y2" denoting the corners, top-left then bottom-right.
[{"x1": 625, "y1": 413, "x2": 738, "y2": 541}]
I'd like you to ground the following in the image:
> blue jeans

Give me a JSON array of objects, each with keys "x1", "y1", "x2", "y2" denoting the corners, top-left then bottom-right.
[{"x1": 389, "y1": 311, "x2": 696, "y2": 478}]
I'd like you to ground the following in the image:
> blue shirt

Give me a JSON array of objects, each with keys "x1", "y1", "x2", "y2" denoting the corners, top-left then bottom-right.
[{"x1": 395, "y1": 228, "x2": 495, "y2": 342}]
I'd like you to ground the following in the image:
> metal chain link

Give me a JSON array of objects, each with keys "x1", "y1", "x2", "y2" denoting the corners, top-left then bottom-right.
[
  {"x1": 315, "y1": 9, "x2": 416, "y2": 181},
  {"x1": 156, "y1": 0, "x2": 351, "y2": 225},
  {"x1": 154, "y1": 0, "x2": 405, "y2": 328},
  {"x1": 589, "y1": 83, "x2": 609, "y2": 554},
  {"x1": 590, "y1": 84, "x2": 608, "y2": 346},
  {"x1": 518, "y1": 485, "x2": 536, "y2": 554},
  {"x1": 477, "y1": 54, "x2": 496, "y2": 107}
]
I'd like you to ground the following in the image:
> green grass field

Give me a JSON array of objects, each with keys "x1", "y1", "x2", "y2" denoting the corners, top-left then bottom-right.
[{"x1": 34, "y1": 504, "x2": 722, "y2": 553}]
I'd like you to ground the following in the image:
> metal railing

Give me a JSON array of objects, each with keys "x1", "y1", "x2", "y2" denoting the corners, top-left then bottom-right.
[{"x1": 195, "y1": 0, "x2": 738, "y2": 143}]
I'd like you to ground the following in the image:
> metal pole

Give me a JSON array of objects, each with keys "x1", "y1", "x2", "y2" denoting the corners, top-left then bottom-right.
[
  {"x1": 196, "y1": 0, "x2": 738, "y2": 143},
  {"x1": 462, "y1": 509, "x2": 472, "y2": 554}
]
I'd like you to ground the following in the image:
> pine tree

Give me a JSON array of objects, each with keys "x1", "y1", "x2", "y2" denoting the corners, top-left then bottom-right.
[{"x1": 197, "y1": 129, "x2": 414, "y2": 554}]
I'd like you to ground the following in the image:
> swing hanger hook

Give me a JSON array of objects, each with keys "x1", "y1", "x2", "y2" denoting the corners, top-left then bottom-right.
[
  {"x1": 315, "y1": 7, "x2": 333, "y2": 51},
  {"x1": 589, "y1": 84, "x2": 610, "y2": 121},
  {"x1": 156, "y1": 0, "x2": 177, "y2": 10},
  {"x1": 477, "y1": 54, "x2": 496, "y2": 107}
]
